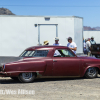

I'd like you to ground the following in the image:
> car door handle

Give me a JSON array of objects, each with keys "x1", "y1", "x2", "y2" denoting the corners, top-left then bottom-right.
[{"x1": 53, "y1": 60, "x2": 57, "y2": 62}]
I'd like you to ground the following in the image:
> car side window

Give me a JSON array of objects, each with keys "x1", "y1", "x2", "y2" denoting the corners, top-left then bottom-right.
[
  {"x1": 53, "y1": 50, "x2": 61, "y2": 57},
  {"x1": 62, "y1": 50, "x2": 75, "y2": 57},
  {"x1": 33, "y1": 50, "x2": 49, "y2": 57},
  {"x1": 54, "y1": 49, "x2": 75, "y2": 57}
]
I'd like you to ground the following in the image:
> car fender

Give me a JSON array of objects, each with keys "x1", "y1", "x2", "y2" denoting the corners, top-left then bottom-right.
[
  {"x1": 3, "y1": 60, "x2": 47, "y2": 77},
  {"x1": 82, "y1": 65, "x2": 100, "y2": 77}
]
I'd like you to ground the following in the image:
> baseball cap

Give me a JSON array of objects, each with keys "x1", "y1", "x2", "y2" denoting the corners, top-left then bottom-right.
[
  {"x1": 54, "y1": 37, "x2": 59, "y2": 40},
  {"x1": 67, "y1": 37, "x2": 72, "y2": 40},
  {"x1": 91, "y1": 36, "x2": 94, "y2": 39}
]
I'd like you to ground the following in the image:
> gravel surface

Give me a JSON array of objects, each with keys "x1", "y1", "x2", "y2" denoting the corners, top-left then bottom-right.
[{"x1": 0, "y1": 76, "x2": 100, "y2": 100}]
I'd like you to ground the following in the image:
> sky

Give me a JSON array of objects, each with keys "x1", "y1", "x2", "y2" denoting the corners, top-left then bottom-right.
[{"x1": 0, "y1": 0, "x2": 100, "y2": 27}]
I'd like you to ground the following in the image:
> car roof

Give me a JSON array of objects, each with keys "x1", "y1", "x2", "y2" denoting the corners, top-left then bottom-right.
[{"x1": 25, "y1": 45, "x2": 69, "y2": 50}]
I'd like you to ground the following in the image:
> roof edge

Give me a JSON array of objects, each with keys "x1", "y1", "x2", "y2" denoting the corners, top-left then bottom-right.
[{"x1": 0, "y1": 15, "x2": 83, "y2": 19}]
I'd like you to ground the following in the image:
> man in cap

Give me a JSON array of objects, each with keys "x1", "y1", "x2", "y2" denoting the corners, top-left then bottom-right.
[
  {"x1": 86, "y1": 38, "x2": 91, "y2": 56},
  {"x1": 43, "y1": 40, "x2": 49, "y2": 45},
  {"x1": 53, "y1": 37, "x2": 61, "y2": 46},
  {"x1": 53, "y1": 37, "x2": 61, "y2": 56},
  {"x1": 90, "y1": 36, "x2": 96, "y2": 44},
  {"x1": 67, "y1": 37, "x2": 77, "y2": 54}
]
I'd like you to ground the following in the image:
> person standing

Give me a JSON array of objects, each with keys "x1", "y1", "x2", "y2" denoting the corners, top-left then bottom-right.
[
  {"x1": 90, "y1": 36, "x2": 96, "y2": 44},
  {"x1": 67, "y1": 37, "x2": 77, "y2": 54},
  {"x1": 86, "y1": 38, "x2": 91, "y2": 56},
  {"x1": 53, "y1": 37, "x2": 61, "y2": 46},
  {"x1": 53, "y1": 37, "x2": 61, "y2": 56},
  {"x1": 83, "y1": 39, "x2": 87, "y2": 54}
]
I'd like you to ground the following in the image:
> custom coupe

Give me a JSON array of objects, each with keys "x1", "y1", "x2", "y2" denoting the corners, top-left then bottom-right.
[{"x1": 0, "y1": 46, "x2": 100, "y2": 83}]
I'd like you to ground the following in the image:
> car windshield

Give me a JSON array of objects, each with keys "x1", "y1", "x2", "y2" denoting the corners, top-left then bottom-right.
[{"x1": 20, "y1": 50, "x2": 49, "y2": 57}]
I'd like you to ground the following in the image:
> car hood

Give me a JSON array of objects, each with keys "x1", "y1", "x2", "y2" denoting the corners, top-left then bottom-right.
[{"x1": 0, "y1": 56, "x2": 23, "y2": 66}]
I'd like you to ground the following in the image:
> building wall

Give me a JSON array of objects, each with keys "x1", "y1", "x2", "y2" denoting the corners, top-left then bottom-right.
[
  {"x1": 0, "y1": 16, "x2": 83, "y2": 56},
  {"x1": 84, "y1": 31, "x2": 100, "y2": 43},
  {"x1": 74, "y1": 17, "x2": 83, "y2": 53},
  {"x1": 0, "y1": 16, "x2": 38, "y2": 56}
]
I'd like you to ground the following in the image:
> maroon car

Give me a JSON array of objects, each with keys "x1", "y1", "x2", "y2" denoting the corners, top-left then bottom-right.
[{"x1": 0, "y1": 46, "x2": 100, "y2": 83}]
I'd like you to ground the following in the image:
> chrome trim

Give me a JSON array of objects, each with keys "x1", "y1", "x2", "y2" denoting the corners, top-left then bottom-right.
[{"x1": 36, "y1": 76, "x2": 80, "y2": 78}]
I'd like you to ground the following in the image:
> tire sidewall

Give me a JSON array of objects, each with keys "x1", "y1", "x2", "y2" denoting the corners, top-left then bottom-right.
[
  {"x1": 85, "y1": 67, "x2": 98, "y2": 79},
  {"x1": 18, "y1": 73, "x2": 35, "y2": 83}
]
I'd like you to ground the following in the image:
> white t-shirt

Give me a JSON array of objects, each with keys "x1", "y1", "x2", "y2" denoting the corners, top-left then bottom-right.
[
  {"x1": 86, "y1": 41, "x2": 91, "y2": 52},
  {"x1": 53, "y1": 43, "x2": 61, "y2": 56},
  {"x1": 53, "y1": 43, "x2": 61, "y2": 46},
  {"x1": 67, "y1": 42, "x2": 77, "y2": 54}
]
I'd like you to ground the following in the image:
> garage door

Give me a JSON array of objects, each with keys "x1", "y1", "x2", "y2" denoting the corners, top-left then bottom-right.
[{"x1": 39, "y1": 25, "x2": 57, "y2": 45}]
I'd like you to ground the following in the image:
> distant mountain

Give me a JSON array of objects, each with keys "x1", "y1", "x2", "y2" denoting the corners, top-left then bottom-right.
[
  {"x1": 84, "y1": 26, "x2": 96, "y2": 31},
  {"x1": 93, "y1": 27, "x2": 100, "y2": 30},
  {"x1": 0, "y1": 8, "x2": 15, "y2": 15},
  {"x1": 84, "y1": 26, "x2": 100, "y2": 31}
]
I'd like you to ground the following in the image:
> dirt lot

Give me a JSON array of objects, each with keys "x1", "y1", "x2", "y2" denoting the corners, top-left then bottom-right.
[{"x1": 0, "y1": 76, "x2": 100, "y2": 100}]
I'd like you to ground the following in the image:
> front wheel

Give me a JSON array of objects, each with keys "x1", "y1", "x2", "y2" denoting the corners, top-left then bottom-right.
[
  {"x1": 85, "y1": 67, "x2": 98, "y2": 79},
  {"x1": 18, "y1": 72, "x2": 36, "y2": 83}
]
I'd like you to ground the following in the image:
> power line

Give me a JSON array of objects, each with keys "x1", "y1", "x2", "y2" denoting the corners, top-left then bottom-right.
[{"x1": 0, "y1": 5, "x2": 100, "y2": 7}]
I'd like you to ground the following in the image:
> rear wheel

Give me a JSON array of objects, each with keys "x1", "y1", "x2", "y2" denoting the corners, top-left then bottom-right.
[
  {"x1": 18, "y1": 72, "x2": 36, "y2": 83},
  {"x1": 85, "y1": 67, "x2": 98, "y2": 78}
]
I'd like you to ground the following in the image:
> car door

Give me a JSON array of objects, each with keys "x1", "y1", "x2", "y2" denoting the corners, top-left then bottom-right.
[{"x1": 52, "y1": 49, "x2": 81, "y2": 76}]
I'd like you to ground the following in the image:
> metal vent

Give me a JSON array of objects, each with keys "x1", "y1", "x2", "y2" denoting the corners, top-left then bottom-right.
[{"x1": 45, "y1": 17, "x2": 50, "y2": 21}]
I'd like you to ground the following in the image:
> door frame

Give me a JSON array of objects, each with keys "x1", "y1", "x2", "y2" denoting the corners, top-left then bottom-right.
[{"x1": 38, "y1": 24, "x2": 58, "y2": 45}]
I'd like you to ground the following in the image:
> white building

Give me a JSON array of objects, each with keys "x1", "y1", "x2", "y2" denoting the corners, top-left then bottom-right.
[
  {"x1": 84, "y1": 31, "x2": 100, "y2": 43},
  {"x1": 0, "y1": 15, "x2": 83, "y2": 56}
]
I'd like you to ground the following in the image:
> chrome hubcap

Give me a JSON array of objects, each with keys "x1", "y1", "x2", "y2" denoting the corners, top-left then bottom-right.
[
  {"x1": 87, "y1": 68, "x2": 96, "y2": 77},
  {"x1": 22, "y1": 73, "x2": 32, "y2": 80}
]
